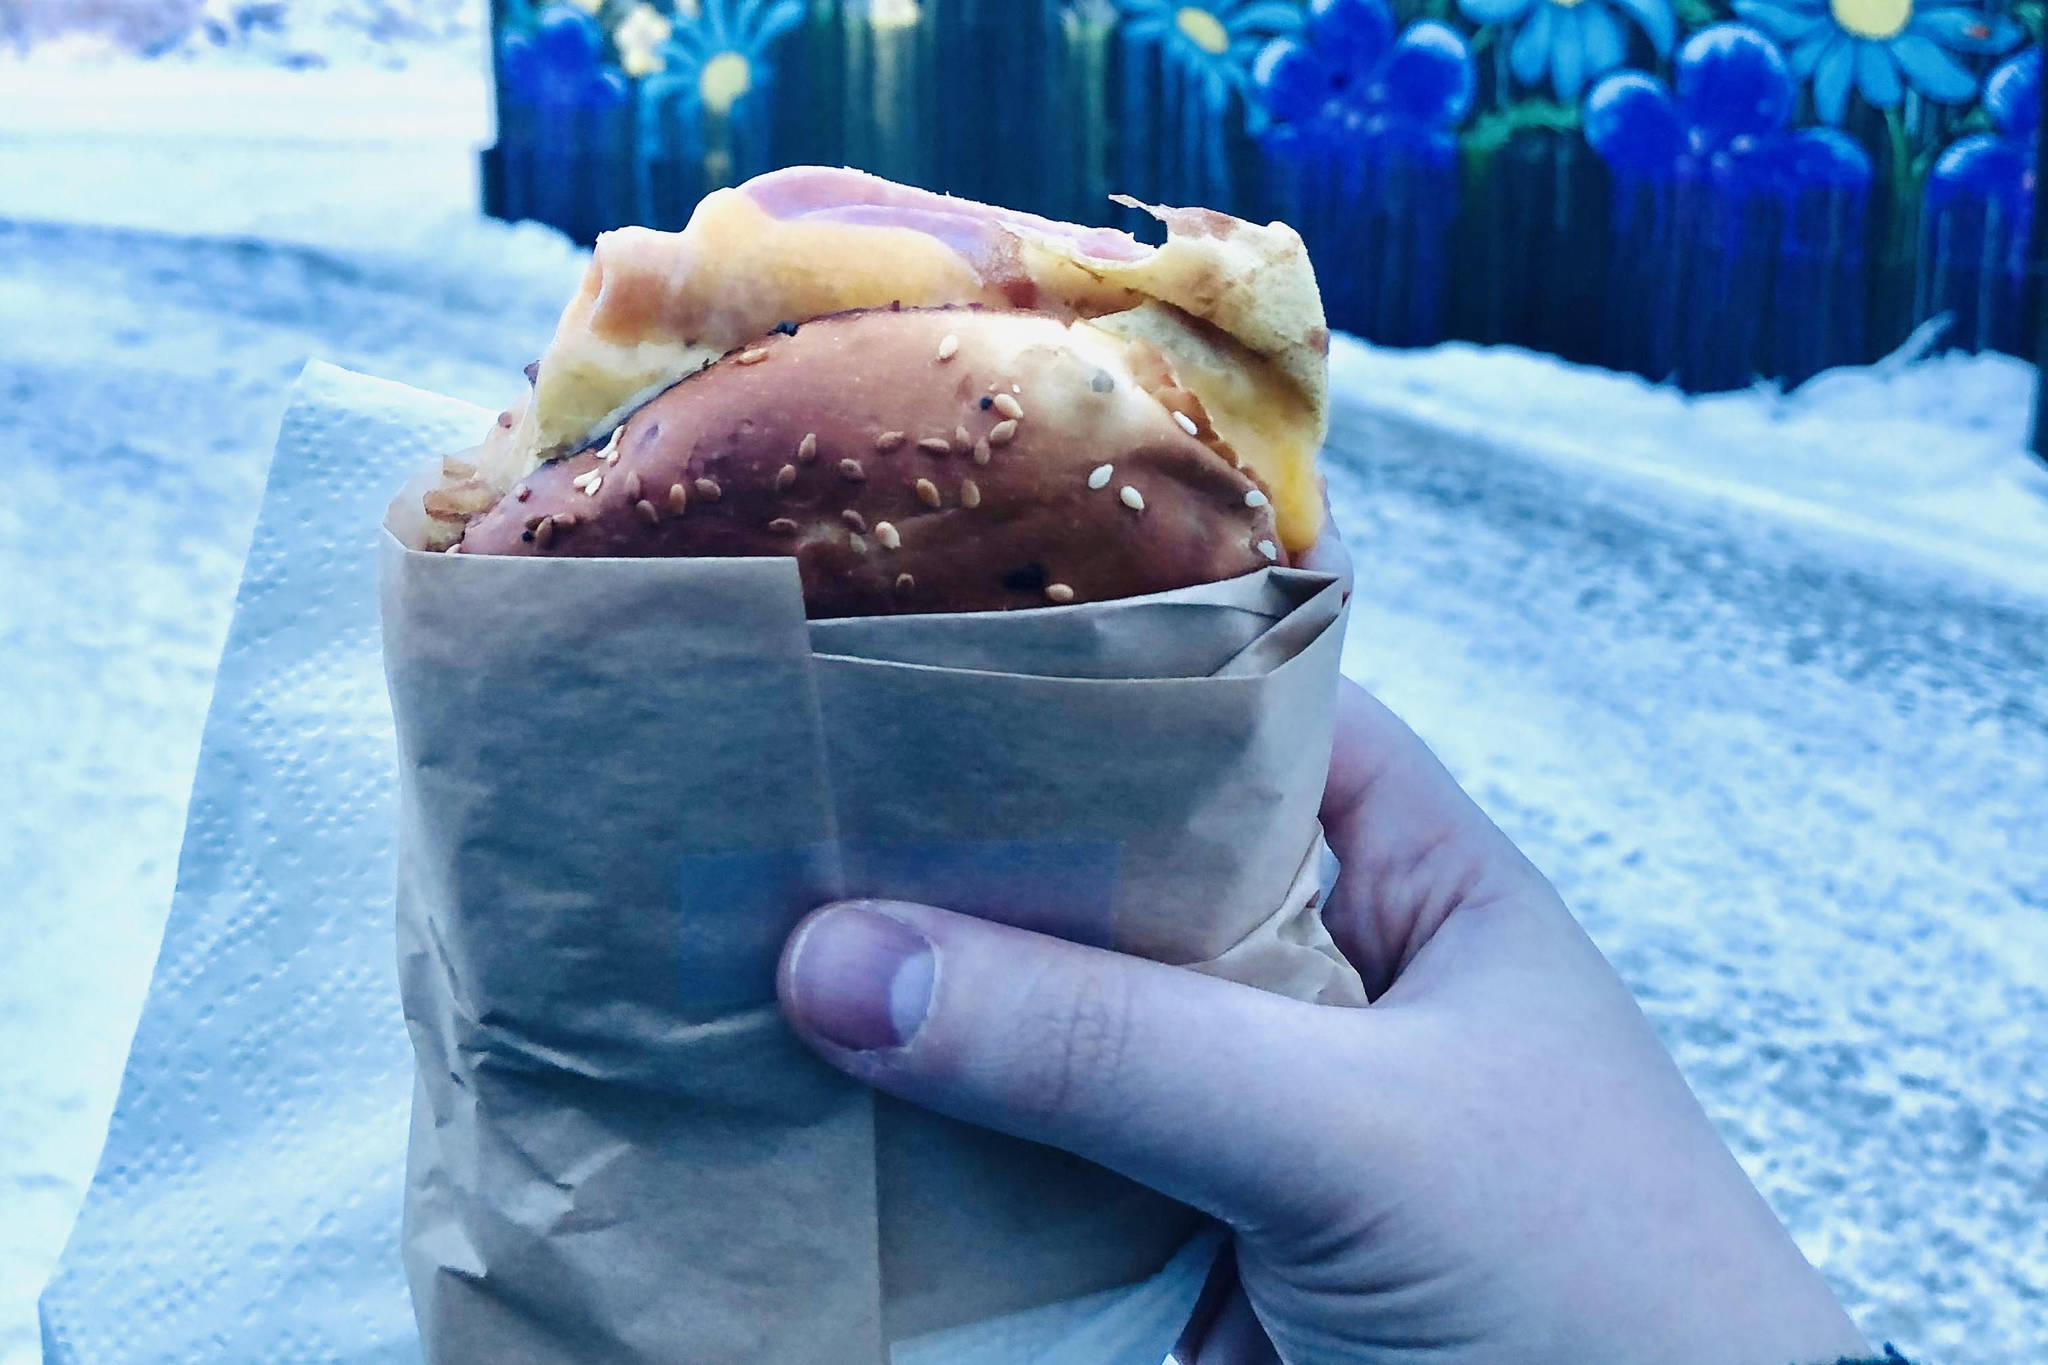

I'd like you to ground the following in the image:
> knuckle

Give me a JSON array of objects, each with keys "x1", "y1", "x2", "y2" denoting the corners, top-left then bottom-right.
[{"x1": 1003, "y1": 961, "x2": 1134, "y2": 1140}]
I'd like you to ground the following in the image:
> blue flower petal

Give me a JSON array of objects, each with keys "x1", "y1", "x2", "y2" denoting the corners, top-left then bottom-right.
[
  {"x1": 1551, "y1": 6, "x2": 1587, "y2": 100},
  {"x1": 1812, "y1": 35, "x2": 1854, "y2": 122},
  {"x1": 1727, "y1": 0, "x2": 1819, "y2": 45},
  {"x1": 1584, "y1": 70, "x2": 1684, "y2": 176},
  {"x1": 1722, "y1": 127, "x2": 1870, "y2": 209},
  {"x1": 1909, "y1": 7, "x2": 2024, "y2": 55},
  {"x1": 1309, "y1": 0, "x2": 1394, "y2": 73},
  {"x1": 1926, "y1": 133, "x2": 2028, "y2": 211},
  {"x1": 1775, "y1": 127, "x2": 1872, "y2": 191},
  {"x1": 499, "y1": 29, "x2": 543, "y2": 97},
  {"x1": 1458, "y1": 0, "x2": 1537, "y2": 26},
  {"x1": 533, "y1": 2, "x2": 605, "y2": 74},
  {"x1": 1253, "y1": 37, "x2": 1336, "y2": 124},
  {"x1": 1607, "y1": 0, "x2": 1678, "y2": 57},
  {"x1": 1891, "y1": 32, "x2": 1980, "y2": 102},
  {"x1": 1677, "y1": 23, "x2": 1794, "y2": 143},
  {"x1": 1509, "y1": 1, "x2": 1553, "y2": 88},
  {"x1": 1378, "y1": 21, "x2": 1477, "y2": 127},
  {"x1": 754, "y1": 0, "x2": 809, "y2": 48},
  {"x1": 1785, "y1": 31, "x2": 1830, "y2": 79},
  {"x1": 1230, "y1": 0, "x2": 1313, "y2": 36},
  {"x1": 1983, "y1": 46, "x2": 2040, "y2": 140},
  {"x1": 1854, "y1": 40, "x2": 1903, "y2": 107},
  {"x1": 1580, "y1": 3, "x2": 1627, "y2": 78},
  {"x1": 589, "y1": 65, "x2": 630, "y2": 111}
]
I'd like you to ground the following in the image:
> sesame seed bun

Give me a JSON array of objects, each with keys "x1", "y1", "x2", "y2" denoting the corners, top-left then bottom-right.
[
  {"x1": 463, "y1": 167, "x2": 1329, "y2": 553},
  {"x1": 453, "y1": 306, "x2": 1283, "y2": 618}
]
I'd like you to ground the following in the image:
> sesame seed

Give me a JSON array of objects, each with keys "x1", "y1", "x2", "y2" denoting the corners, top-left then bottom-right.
[
  {"x1": 798, "y1": 432, "x2": 819, "y2": 463},
  {"x1": 695, "y1": 477, "x2": 722, "y2": 501},
  {"x1": 839, "y1": 458, "x2": 866, "y2": 482},
  {"x1": 524, "y1": 513, "x2": 546, "y2": 530},
  {"x1": 874, "y1": 431, "x2": 905, "y2": 452},
  {"x1": 1257, "y1": 539, "x2": 1279, "y2": 561},
  {"x1": 936, "y1": 333, "x2": 959, "y2": 362},
  {"x1": 1087, "y1": 464, "x2": 1113, "y2": 490},
  {"x1": 955, "y1": 424, "x2": 971, "y2": 450},
  {"x1": 572, "y1": 468, "x2": 600, "y2": 491},
  {"x1": 841, "y1": 508, "x2": 868, "y2": 533},
  {"x1": 895, "y1": 572, "x2": 915, "y2": 594},
  {"x1": 668, "y1": 482, "x2": 689, "y2": 513},
  {"x1": 623, "y1": 471, "x2": 642, "y2": 502},
  {"x1": 582, "y1": 475, "x2": 604, "y2": 497},
  {"x1": 600, "y1": 426, "x2": 624, "y2": 461},
  {"x1": 636, "y1": 499, "x2": 661, "y2": 525},
  {"x1": 1045, "y1": 583, "x2": 1075, "y2": 604},
  {"x1": 875, "y1": 520, "x2": 902, "y2": 550},
  {"x1": 444, "y1": 543, "x2": 462, "y2": 554},
  {"x1": 553, "y1": 512, "x2": 578, "y2": 529},
  {"x1": 972, "y1": 439, "x2": 991, "y2": 465},
  {"x1": 736, "y1": 347, "x2": 770, "y2": 365},
  {"x1": 988, "y1": 419, "x2": 1018, "y2": 446},
  {"x1": 775, "y1": 463, "x2": 798, "y2": 491},
  {"x1": 849, "y1": 533, "x2": 868, "y2": 553},
  {"x1": 918, "y1": 437, "x2": 951, "y2": 456},
  {"x1": 992, "y1": 392, "x2": 1023, "y2": 420},
  {"x1": 769, "y1": 517, "x2": 800, "y2": 535},
  {"x1": 514, "y1": 484, "x2": 532, "y2": 502},
  {"x1": 1244, "y1": 488, "x2": 1269, "y2": 508},
  {"x1": 979, "y1": 396, "x2": 994, "y2": 410},
  {"x1": 534, "y1": 516, "x2": 555, "y2": 548},
  {"x1": 1120, "y1": 485, "x2": 1145, "y2": 511},
  {"x1": 960, "y1": 479, "x2": 981, "y2": 509},
  {"x1": 1172, "y1": 410, "x2": 1199, "y2": 436},
  {"x1": 915, "y1": 478, "x2": 942, "y2": 508}
]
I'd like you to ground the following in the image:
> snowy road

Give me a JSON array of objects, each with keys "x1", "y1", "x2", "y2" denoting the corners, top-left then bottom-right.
[{"x1": 4, "y1": 217, "x2": 2045, "y2": 1365}]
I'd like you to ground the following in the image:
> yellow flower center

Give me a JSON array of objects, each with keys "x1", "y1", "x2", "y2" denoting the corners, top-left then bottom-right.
[
  {"x1": 613, "y1": 3, "x2": 672, "y2": 78},
  {"x1": 1175, "y1": 6, "x2": 1230, "y2": 55},
  {"x1": 1829, "y1": 0, "x2": 1912, "y2": 40},
  {"x1": 699, "y1": 50, "x2": 752, "y2": 116},
  {"x1": 868, "y1": 0, "x2": 922, "y2": 28}
]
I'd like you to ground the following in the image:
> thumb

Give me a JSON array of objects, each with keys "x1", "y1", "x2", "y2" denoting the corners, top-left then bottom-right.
[{"x1": 777, "y1": 900, "x2": 1350, "y2": 1232}]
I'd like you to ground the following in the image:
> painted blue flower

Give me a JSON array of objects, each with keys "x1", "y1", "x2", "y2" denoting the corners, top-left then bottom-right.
[
  {"x1": 639, "y1": 0, "x2": 806, "y2": 121},
  {"x1": 1927, "y1": 45, "x2": 2038, "y2": 217},
  {"x1": 1255, "y1": 0, "x2": 1475, "y2": 137},
  {"x1": 1732, "y1": 0, "x2": 2023, "y2": 123},
  {"x1": 1585, "y1": 24, "x2": 1873, "y2": 193},
  {"x1": 635, "y1": 0, "x2": 805, "y2": 200},
  {"x1": 1117, "y1": 0, "x2": 1306, "y2": 130},
  {"x1": 1457, "y1": 0, "x2": 1676, "y2": 102},
  {"x1": 499, "y1": 2, "x2": 630, "y2": 112}
]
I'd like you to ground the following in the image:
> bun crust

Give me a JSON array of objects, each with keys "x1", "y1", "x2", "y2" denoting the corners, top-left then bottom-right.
[{"x1": 456, "y1": 307, "x2": 1284, "y2": 618}]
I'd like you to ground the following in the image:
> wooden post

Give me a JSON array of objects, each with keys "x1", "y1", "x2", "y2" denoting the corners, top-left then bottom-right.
[
  {"x1": 479, "y1": 0, "x2": 509, "y2": 223},
  {"x1": 2033, "y1": 56, "x2": 2047, "y2": 460}
]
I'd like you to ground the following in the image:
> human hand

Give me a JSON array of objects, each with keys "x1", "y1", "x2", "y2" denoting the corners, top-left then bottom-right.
[{"x1": 777, "y1": 675, "x2": 1871, "y2": 1364}]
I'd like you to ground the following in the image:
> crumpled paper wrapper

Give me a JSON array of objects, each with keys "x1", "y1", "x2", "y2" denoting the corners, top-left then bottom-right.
[
  {"x1": 384, "y1": 359, "x2": 1363, "y2": 1361},
  {"x1": 38, "y1": 362, "x2": 1357, "y2": 1365}
]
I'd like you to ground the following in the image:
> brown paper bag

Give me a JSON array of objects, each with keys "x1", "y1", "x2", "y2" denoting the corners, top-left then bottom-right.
[{"x1": 378, "y1": 378, "x2": 1361, "y2": 1364}]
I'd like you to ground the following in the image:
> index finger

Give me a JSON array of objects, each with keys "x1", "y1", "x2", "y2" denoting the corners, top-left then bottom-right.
[{"x1": 1318, "y1": 678, "x2": 1546, "y2": 998}]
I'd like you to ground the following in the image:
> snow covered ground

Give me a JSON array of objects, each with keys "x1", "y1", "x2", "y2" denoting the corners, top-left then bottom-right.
[{"x1": 3, "y1": 69, "x2": 2046, "y2": 1365}]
